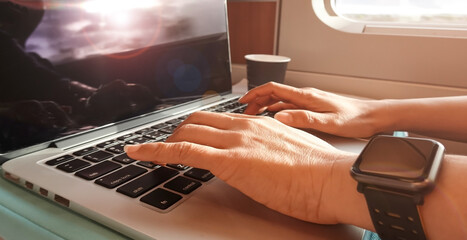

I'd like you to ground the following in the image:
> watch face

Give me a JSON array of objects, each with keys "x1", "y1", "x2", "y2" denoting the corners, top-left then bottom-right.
[{"x1": 356, "y1": 136, "x2": 438, "y2": 180}]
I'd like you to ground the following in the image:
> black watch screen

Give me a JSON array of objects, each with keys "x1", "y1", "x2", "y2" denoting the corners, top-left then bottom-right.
[{"x1": 355, "y1": 136, "x2": 439, "y2": 180}]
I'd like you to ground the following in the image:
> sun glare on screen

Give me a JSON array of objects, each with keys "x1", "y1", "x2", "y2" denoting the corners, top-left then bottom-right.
[
  {"x1": 80, "y1": 0, "x2": 159, "y2": 27},
  {"x1": 81, "y1": 0, "x2": 159, "y2": 14}
]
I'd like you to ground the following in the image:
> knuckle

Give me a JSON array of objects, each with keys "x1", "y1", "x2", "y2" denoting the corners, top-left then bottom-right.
[
  {"x1": 178, "y1": 123, "x2": 195, "y2": 132},
  {"x1": 293, "y1": 87, "x2": 308, "y2": 97},
  {"x1": 266, "y1": 82, "x2": 277, "y2": 88},
  {"x1": 304, "y1": 88, "x2": 317, "y2": 97},
  {"x1": 316, "y1": 116, "x2": 331, "y2": 126},
  {"x1": 240, "y1": 118, "x2": 256, "y2": 129},
  {"x1": 230, "y1": 131, "x2": 246, "y2": 144},
  {"x1": 174, "y1": 142, "x2": 196, "y2": 162},
  {"x1": 297, "y1": 111, "x2": 314, "y2": 124},
  {"x1": 332, "y1": 117, "x2": 344, "y2": 127},
  {"x1": 187, "y1": 111, "x2": 202, "y2": 120}
]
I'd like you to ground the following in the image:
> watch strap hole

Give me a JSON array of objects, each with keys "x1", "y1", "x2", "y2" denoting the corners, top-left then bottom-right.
[
  {"x1": 386, "y1": 212, "x2": 401, "y2": 219},
  {"x1": 363, "y1": 187, "x2": 427, "y2": 240},
  {"x1": 390, "y1": 225, "x2": 405, "y2": 231}
]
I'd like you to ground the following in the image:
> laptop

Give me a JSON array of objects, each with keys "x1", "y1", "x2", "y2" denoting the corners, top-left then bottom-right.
[{"x1": 0, "y1": 0, "x2": 365, "y2": 239}]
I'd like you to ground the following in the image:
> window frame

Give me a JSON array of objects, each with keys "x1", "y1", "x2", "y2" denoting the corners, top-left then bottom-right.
[
  {"x1": 316, "y1": 0, "x2": 467, "y2": 38},
  {"x1": 273, "y1": 0, "x2": 467, "y2": 99}
]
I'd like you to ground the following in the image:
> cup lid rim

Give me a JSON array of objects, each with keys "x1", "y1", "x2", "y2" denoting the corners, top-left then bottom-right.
[{"x1": 245, "y1": 54, "x2": 291, "y2": 63}]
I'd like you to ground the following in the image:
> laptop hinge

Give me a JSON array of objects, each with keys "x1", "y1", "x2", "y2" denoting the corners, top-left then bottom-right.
[{"x1": 52, "y1": 94, "x2": 230, "y2": 151}]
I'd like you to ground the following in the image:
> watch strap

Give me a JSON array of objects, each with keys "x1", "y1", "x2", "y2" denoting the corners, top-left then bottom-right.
[{"x1": 362, "y1": 186, "x2": 427, "y2": 240}]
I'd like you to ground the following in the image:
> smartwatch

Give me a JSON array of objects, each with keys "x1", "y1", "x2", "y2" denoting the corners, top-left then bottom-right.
[{"x1": 351, "y1": 135, "x2": 444, "y2": 240}]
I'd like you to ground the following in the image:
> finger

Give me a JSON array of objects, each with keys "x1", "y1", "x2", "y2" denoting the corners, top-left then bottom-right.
[
  {"x1": 243, "y1": 95, "x2": 280, "y2": 115},
  {"x1": 168, "y1": 124, "x2": 232, "y2": 149},
  {"x1": 179, "y1": 111, "x2": 236, "y2": 130},
  {"x1": 125, "y1": 142, "x2": 225, "y2": 171},
  {"x1": 223, "y1": 112, "x2": 264, "y2": 119},
  {"x1": 267, "y1": 102, "x2": 298, "y2": 112},
  {"x1": 239, "y1": 82, "x2": 311, "y2": 107},
  {"x1": 274, "y1": 109, "x2": 334, "y2": 130}
]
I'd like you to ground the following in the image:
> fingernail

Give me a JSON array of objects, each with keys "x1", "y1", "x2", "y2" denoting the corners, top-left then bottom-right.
[
  {"x1": 124, "y1": 145, "x2": 141, "y2": 153},
  {"x1": 275, "y1": 112, "x2": 292, "y2": 124}
]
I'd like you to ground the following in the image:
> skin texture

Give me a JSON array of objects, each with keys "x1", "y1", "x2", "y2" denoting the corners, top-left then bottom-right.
[
  {"x1": 126, "y1": 82, "x2": 467, "y2": 239},
  {"x1": 239, "y1": 82, "x2": 467, "y2": 142}
]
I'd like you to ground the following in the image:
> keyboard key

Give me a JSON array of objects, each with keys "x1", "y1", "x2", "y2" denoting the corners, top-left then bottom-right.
[
  {"x1": 231, "y1": 102, "x2": 244, "y2": 108},
  {"x1": 184, "y1": 168, "x2": 214, "y2": 182},
  {"x1": 75, "y1": 161, "x2": 121, "y2": 180},
  {"x1": 164, "y1": 176, "x2": 201, "y2": 194},
  {"x1": 135, "y1": 128, "x2": 154, "y2": 135},
  {"x1": 45, "y1": 155, "x2": 74, "y2": 166},
  {"x1": 259, "y1": 111, "x2": 276, "y2": 118},
  {"x1": 117, "y1": 166, "x2": 178, "y2": 198},
  {"x1": 167, "y1": 164, "x2": 190, "y2": 171},
  {"x1": 204, "y1": 107, "x2": 216, "y2": 112},
  {"x1": 140, "y1": 188, "x2": 182, "y2": 210},
  {"x1": 83, "y1": 150, "x2": 113, "y2": 162},
  {"x1": 159, "y1": 125, "x2": 177, "y2": 134},
  {"x1": 117, "y1": 134, "x2": 135, "y2": 141},
  {"x1": 95, "y1": 165, "x2": 147, "y2": 188},
  {"x1": 96, "y1": 139, "x2": 119, "y2": 148},
  {"x1": 73, "y1": 147, "x2": 98, "y2": 156},
  {"x1": 213, "y1": 107, "x2": 227, "y2": 113},
  {"x1": 137, "y1": 161, "x2": 158, "y2": 169},
  {"x1": 106, "y1": 143, "x2": 126, "y2": 154},
  {"x1": 113, "y1": 154, "x2": 136, "y2": 164},
  {"x1": 125, "y1": 137, "x2": 150, "y2": 145},
  {"x1": 57, "y1": 159, "x2": 91, "y2": 173},
  {"x1": 223, "y1": 104, "x2": 236, "y2": 110},
  {"x1": 151, "y1": 123, "x2": 169, "y2": 129},
  {"x1": 166, "y1": 119, "x2": 182, "y2": 125},
  {"x1": 144, "y1": 131, "x2": 166, "y2": 140}
]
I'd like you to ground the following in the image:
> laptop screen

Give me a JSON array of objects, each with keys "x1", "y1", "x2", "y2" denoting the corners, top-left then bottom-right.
[{"x1": 0, "y1": 0, "x2": 231, "y2": 154}]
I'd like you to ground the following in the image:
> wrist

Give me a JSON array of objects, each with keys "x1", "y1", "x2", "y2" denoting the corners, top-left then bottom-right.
[
  {"x1": 367, "y1": 99, "x2": 405, "y2": 134},
  {"x1": 322, "y1": 152, "x2": 374, "y2": 230}
]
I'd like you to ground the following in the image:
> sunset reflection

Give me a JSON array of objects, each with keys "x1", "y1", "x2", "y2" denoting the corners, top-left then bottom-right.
[
  {"x1": 81, "y1": 0, "x2": 159, "y2": 14},
  {"x1": 25, "y1": 0, "x2": 225, "y2": 63}
]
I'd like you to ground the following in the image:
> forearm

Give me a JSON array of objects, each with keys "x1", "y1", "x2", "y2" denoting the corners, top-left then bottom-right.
[
  {"x1": 328, "y1": 154, "x2": 467, "y2": 240},
  {"x1": 371, "y1": 96, "x2": 467, "y2": 142}
]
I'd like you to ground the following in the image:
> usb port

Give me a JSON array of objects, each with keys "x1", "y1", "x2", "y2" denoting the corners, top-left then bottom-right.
[
  {"x1": 4, "y1": 172, "x2": 20, "y2": 184},
  {"x1": 54, "y1": 194, "x2": 70, "y2": 207},
  {"x1": 39, "y1": 188, "x2": 49, "y2": 197},
  {"x1": 25, "y1": 181, "x2": 34, "y2": 190}
]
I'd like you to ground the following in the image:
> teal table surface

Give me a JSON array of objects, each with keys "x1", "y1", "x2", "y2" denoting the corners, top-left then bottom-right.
[{"x1": 0, "y1": 168, "x2": 129, "y2": 240}]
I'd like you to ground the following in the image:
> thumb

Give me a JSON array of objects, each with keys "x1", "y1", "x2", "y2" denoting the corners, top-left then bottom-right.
[{"x1": 274, "y1": 110, "x2": 332, "y2": 130}]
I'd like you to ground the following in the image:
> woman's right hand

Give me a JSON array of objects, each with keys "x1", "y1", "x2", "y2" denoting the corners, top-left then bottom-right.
[{"x1": 239, "y1": 82, "x2": 390, "y2": 138}]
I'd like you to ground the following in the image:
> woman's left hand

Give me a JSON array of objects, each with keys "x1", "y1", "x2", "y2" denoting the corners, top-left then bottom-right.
[{"x1": 125, "y1": 111, "x2": 356, "y2": 224}]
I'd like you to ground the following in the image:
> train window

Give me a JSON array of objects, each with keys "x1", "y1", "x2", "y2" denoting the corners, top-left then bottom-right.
[
  {"x1": 276, "y1": 0, "x2": 467, "y2": 99},
  {"x1": 335, "y1": 0, "x2": 467, "y2": 26}
]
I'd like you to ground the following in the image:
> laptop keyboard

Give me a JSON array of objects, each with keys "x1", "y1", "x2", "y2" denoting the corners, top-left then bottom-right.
[{"x1": 44, "y1": 98, "x2": 273, "y2": 211}]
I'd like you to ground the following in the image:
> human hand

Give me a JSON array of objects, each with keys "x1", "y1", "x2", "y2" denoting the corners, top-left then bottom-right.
[
  {"x1": 239, "y1": 82, "x2": 386, "y2": 138},
  {"x1": 125, "y1": 111, "x2": 356, "y2": 224}
]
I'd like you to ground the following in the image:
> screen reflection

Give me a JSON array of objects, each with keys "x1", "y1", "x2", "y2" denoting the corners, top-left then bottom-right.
[{"x1": 0, "y1": 0, "x2": 231, "y2": 153}]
